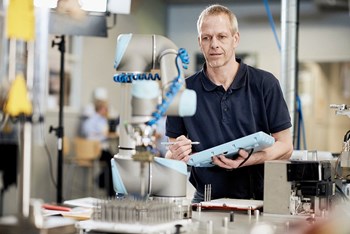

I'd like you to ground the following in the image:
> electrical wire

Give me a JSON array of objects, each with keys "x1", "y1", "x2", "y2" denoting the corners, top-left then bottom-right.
[
  {"x1": 335, "y1": 130, "x2": 350, "y2": 179},
  {"x1": 262, "y1": 0, "x2": 281, "y2": 51},
  {"x1": 344, "y1": 129, "x2": 350, "y2": 142},
  {"x1": 263, "y1": 0, "x2": 306, "y2": 150},
  {"x1": 296, "y1": 95, "x2": 307, "y2": 150},
  {"x1": 34, "y1": 103, "x2": 59, "y2": 197},
  {"x1": 335, "y1": 183, "x2": 349, "y2": 201},
  {"x1": 113, "y1": 48, "x2": 189, "y2": 127},
  {"x1": 238, "y1": 148, "x2": 254, "y2": 168},
  {"x1": 146, "y1": 48, "x2": 189, "y2": 126},
  {"x1": 32, "y1": 85, "x2": 59, "y2": 196},
  {"x1": 44, "y1": 139, "x2": 58, "y2": 189}
]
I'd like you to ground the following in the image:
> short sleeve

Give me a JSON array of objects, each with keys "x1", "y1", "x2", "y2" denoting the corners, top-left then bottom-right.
[{"x1": 264, "y1": 80, "x2": 292, "y2": 133}]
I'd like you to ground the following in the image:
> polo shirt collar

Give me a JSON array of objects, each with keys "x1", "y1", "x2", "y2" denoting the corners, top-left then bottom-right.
[{"x1": 200, "y1": 58, "x2": 247, "y2": 92}]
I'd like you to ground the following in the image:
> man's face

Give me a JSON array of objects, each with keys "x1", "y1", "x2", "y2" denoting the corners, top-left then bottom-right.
[
  {"x1": 98, "y1": 105, "x2": 108, "y2": 118},
  {"x1": 198, "y1": 14, "x2": 239, "y2": 69}
]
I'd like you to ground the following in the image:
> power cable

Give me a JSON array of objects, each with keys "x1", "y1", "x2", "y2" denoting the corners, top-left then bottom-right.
[{"x1": 263, "y1": 0, "x2": 305, "y2": 149}]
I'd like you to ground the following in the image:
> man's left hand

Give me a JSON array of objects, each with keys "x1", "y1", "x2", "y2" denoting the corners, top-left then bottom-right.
[{"x1": 212, "y1": 149, "x2": 250, "y2": 169}]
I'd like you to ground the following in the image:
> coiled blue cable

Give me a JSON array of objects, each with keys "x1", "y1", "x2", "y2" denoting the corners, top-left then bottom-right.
[
  {"x1": 112, "y1": 48, "x2": 189, "y2": 126},
  {"x1": 146, "y1": 48, "x2": 189, "y2": 126},
  {"x1": 113, "y1": 72, "x2": 161, "y2": 83},
  {"x1": 263, "y1": 0, "x2": 281, "y2": 51}
]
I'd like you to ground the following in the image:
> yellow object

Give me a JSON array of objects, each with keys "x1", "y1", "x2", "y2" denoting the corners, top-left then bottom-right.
[
  {"x1": 7, "y1": 0, "x2": 35, "y2": 41},
  {"x1": 4, "y1": 74, "x2": 33, "y2": 116}
]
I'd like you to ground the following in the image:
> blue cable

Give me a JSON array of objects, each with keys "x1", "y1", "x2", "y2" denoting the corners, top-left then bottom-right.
[
  {"x1": 296, "y1": 95, "x2": 307, "y2": 150},
  {"x1": 296, "y1": 96, "x2": 301, "y2": 149},
  {"x1": 296, "y1": 97, "x2": 307, "y2": 150},
  {"x1": 263, "y1": 0, "x2": 306, "y2": 149},
  {"x1": 112, "y1": 49, "x2": 189, "y2": 126},
  {"x1": 296, "y1": 100, "x2": 301, "y2": 149},
  {"x1": 263, "y1": 0, "x2": 281, "y2": 51},
  {"x1": 146, "y1": 48, "x2": 189, "y2": 126}
]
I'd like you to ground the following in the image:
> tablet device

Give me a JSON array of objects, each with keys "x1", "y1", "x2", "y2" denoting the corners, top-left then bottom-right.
[{"x1": 187, "y1": 131, "x2": 275, "y2": 167}]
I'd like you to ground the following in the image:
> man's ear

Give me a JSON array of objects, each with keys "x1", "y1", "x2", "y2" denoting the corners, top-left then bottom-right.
[
  {"x1": 233, "y1": 32, "x2": 240, "y2": 48},
  {"x1": 198, "y1": 36, "x2": 205, "y2": 54}
]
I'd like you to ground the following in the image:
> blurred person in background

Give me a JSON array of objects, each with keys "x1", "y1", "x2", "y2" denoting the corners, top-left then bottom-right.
[{"x1": 81, "y1": 91, "x2": 115, "y2": 196}]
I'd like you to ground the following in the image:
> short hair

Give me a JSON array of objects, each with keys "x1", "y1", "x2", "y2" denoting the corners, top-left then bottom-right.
[
  {"x1": 94, "y1": 100, "x2": 108, "y2": 112},
  {"x1": 197, "y1": 4, "x2": 239, "y2": 35}
]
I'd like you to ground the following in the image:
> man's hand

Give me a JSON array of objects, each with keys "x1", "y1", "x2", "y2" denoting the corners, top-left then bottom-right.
[
  {"x1": 212, "y1": 149, "x2": 250, "y2": 169},
  {"x1": 212, "y1": 128, "x2": 294, "y2": 169},
  {"x1": 165, "y1": 135, "x2": 193, "y2": 162}
]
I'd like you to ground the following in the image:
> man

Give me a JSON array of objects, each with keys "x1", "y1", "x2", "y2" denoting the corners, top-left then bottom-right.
[
  {"x1": 82, "y1": 100, "x2": 114, "y2": 196},
  {"x1": 82, "y1": 100, "x2": 109, "y2": 143},
  {"x1": 165, "y1": 4, "x2": 293, "y2": 203}
]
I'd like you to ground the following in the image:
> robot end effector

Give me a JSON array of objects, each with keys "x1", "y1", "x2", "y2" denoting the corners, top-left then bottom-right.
[{"x1": 330, "y1": 104, "x2": 350, "y2": 118}]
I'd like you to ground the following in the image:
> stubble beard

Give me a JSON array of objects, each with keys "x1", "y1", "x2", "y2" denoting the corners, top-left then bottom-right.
[{"x1": 207, "y1": 58, "x2": 229, "y2": 69}]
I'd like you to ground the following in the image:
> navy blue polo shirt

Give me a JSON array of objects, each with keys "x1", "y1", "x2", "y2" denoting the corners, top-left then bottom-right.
[{"x1": 166, "y1": 58, "x2": 292, "y2": 200}]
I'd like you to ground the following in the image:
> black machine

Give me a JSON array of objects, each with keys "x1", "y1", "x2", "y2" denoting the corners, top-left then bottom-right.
[{"x1": 264, "y1": 160, "x2": 335, "y2": 216}]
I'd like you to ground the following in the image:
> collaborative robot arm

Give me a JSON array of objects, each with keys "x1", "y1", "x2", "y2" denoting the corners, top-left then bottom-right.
[
  {"x1": 111, "y1": 34, "x2": 196, "y2": 198},
  {"x1": 113, "y1": 33, "x2": 196, "y2": 157}
]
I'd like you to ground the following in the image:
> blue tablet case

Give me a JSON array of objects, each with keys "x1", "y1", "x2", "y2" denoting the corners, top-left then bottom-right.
[{"x1": 187, "y1": 131, "x2": 275, "y2": 167}]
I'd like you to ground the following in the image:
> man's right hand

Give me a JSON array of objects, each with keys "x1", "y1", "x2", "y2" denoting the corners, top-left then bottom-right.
[{"x1": 165, "y1": 135, "x2": 193, "y2": 162}]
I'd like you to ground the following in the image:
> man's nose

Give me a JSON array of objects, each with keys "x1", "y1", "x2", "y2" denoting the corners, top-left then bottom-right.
[{"x1": 210, "y1": 37, "x2": 219, "y2": 48}]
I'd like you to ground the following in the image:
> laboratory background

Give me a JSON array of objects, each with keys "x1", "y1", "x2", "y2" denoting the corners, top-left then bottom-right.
[{"x1": 0, "y1": 0, "x2": 350, "y2": 233}]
